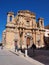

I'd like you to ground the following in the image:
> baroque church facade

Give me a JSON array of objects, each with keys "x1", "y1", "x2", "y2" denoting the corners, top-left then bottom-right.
[{"x1": 2, "y1": 10, "x2": 45, "y2": 49}]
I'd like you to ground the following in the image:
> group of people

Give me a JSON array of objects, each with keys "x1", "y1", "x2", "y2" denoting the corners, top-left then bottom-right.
[{"x1": 14, "y1": 40, "x2": 36, "y2": 52}]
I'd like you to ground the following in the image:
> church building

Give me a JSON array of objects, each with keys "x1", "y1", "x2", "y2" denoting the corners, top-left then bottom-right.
[{"x1": 2, "y1": 10, "x2": 45, "y2": 49}]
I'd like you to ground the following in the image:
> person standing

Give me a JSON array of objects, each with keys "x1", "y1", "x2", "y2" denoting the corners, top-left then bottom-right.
[
  {"x1": 15, "y1": 41, "x2": 18, "y2": 52},
  {"x1": 1, "y1": 44, "x2": 3, "y2": 49}
]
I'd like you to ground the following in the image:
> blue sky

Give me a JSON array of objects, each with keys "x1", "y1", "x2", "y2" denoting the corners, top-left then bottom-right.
[{"x1": 0, "y1": 0, "x2": 49, "y2": 42}]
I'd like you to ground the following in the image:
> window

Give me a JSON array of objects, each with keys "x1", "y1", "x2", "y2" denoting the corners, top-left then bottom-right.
[
  {"x1": 41, "y1": 21, "x2": 43, "y2": 26},
  {"x1": 26, "y1": 21, "x2": 30, "y2": 27},
  {"x1": 10, "y1": 16, "x2": 12, "y2": 21}
]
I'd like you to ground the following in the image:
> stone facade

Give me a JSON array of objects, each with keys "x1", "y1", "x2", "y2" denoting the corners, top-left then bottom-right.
[
  {"x1": 45, "y1": 29, "x2": 49, "y2": 37},
  {"x1": 2, "y1": 10, "x2": 45, "y2": 49}
]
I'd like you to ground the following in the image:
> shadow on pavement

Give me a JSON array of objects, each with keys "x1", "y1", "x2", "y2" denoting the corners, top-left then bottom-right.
[
  {"x1": 27, "y1": 48, "x2": 49, "y2": 65},
  {"x1": 9, "y1": 50, "x2": 19, "y2": 56}
]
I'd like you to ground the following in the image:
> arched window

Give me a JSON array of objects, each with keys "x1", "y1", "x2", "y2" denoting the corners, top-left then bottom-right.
[
  {"x1": 40, "y1": 21, "x2": 43, "y2": 26},
  {"x1": 10, "y1": 16, "x2": 12, "y2": 21},
  {"x1": 26, "y1": 21, "x2": 30, "y2": 27}
]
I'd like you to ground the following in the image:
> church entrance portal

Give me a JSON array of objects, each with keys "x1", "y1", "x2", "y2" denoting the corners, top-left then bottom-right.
[{"x1": 26, "y1": 37, "x2": 30, "y2": 46}]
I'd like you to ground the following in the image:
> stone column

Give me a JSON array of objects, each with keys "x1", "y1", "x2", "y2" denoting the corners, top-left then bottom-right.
[
  {"x1": 39, "y1": 21, "x2": 41, "y2": 28},
  {"x1": 12, "y1": 15, "x2": 14, "y2": 21},
  {"x1": 32, "y1": 30, "x2": 36, "y2": 44},
  {"x1": 7, "y1": 14, "x2": 10, "y2": 23},
  {"x1": 40, "y1": 32, "x2": 44, "y2": 47},
  {"x1": 23, "y1": 30, "x2": 28, "y2": 57},
  {"x1": 22, "y1": 29, "x2": 26, "y2": 48},
  {"x1": 17, "y1": 29, "x2": 20, "y2": 48}
]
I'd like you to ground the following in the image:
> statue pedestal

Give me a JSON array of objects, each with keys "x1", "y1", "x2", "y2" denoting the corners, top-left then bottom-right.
[{"x1": 25, "y1": 49, "x2": 28, "y2": 57}]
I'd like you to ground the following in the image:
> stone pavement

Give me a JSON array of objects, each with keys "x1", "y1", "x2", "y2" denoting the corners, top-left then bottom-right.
[
  {"x1": 28, "y1": 49, "x2": 49, "y2": 65},
  {"x1": 0, "y1": 48, "x2": 35, "y2": 65},
  {"x1": 9, "y1": 49, "x2": 44, "y2": 65}
]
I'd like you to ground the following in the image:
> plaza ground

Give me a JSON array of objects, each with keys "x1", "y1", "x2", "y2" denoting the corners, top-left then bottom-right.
[
  {"x1": 28, "y1": 49, "x2": 49, "y2": 65},
  {"x1": 0, "y1": 48, "x2": 34, "y2": 65},
  {"x1": 0, "y1": 46, "x2": 49, "y2": 65}
]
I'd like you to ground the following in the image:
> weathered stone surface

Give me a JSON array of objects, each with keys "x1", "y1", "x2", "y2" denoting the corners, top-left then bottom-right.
[{"x1": 2, "y1": 10, "x2": 45, "y2": 49}]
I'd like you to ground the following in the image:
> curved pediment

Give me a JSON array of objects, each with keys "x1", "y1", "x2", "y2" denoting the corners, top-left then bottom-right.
[{"x1": 18, "y1": 10, "x2": 36, "y2": 18}]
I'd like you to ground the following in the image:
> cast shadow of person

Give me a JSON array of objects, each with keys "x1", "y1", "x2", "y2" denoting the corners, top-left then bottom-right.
[{"x1": 28, "y1": 43, "x2": 36, "y2": 57}]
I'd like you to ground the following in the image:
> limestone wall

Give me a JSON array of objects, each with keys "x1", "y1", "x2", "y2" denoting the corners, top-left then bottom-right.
[{"x1": 5, "y1": 30, "x2": 15, "y2": 49}]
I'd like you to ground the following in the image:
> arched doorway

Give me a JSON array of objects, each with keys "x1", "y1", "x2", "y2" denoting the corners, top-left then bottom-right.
[{"x1": 26, "y1": 37, "x2": 30, "y2": 46}]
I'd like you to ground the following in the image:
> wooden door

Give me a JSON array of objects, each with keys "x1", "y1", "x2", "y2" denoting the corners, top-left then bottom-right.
[{"x1": 26, "y1": 37, "x2": 30, "y2": 46}]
